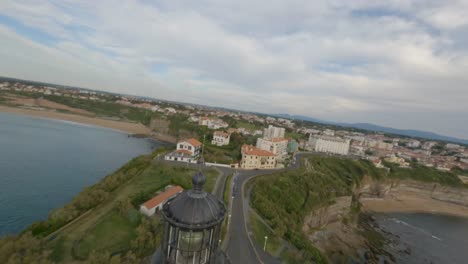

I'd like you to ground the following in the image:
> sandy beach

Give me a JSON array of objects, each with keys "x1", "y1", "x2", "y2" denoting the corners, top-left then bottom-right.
[
  {"x1": 0, "y1": 105, "x2": 152, "y2": 135},
  {"x1": 361, "y1": 192, "x2": 468, "y2": 218}
]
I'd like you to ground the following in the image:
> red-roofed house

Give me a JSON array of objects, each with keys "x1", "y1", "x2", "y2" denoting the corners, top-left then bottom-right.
[
  {"x1": 211, "y1": 131, "x2": 230, "y2": 146},
  {"x1": 240, "y1": 144, "x2": 276, "y2": 169},
  {"x1": 140, "y1": 186, "x2": 183, "y2": 216},
  {"x1": 165, "y1": 138, "x2": 202, "y2": 163}
]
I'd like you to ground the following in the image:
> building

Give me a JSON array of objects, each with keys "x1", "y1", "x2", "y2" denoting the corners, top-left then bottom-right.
[
  {"x1": 140, "y1": 186, "x2": 183, "y2": 216},
  {"x1": 385, "y1": 154, "x2": 410, "y2": 168},
  {"x1": 256, "y1": 137, "x2": 288, "y2": 160},
  {"x1": 323, "y1": 129, "x2": 335, "y2": 136},
  {"x1": 308, "y1": 135, "x2": 350, "y2": 155},
  {"x1": 199, "y1": 117, "x2": 210, "y2": 126},
  {"x1": 199, "y1": 117, "x2": 229, "y2": 129},
  {"x1": 446, "y1": 143, "x2": 461, "y2": 149},
  {"x1": 211, "y1": 131, "x2": 230, "y2": 146},
  {"x1": 165, "y1": 138, "x2": 202, "y2": 163},
  {"x1": 287, "y1": 139, "x2": 299, "y2": 153},
  {"x1": 152, "y1": 172, "x2": 230, "y2": 264},
  {"x1": 407, "y1": 140, "x2": 421, "y2": 148},
  {"x1": 263, "y1": 125, "x2": 285, "y2": 139},
  {"x1": 422, "y1": 141, "x2": 437, "y2": 150},
  {"x1": 240, "y1": 144, "x2": 276, "y2": 169}
]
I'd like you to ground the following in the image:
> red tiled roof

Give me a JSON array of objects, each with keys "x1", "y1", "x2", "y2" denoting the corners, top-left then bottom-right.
[
  {"x1": 180, "y1": 138, "x2": 202, "y2": 147},
  {"x1": 241, "y1": 144, "x2": 275, "y2": 156},
  {"x1": 142, "y1": 186, "x2": 183, "y2": 209},
  {"x1": 214, "y1": 131, "x2": 229, "y2": 138},
  {"x1": 176, "y1": 149, "x2": 193, "y2": 155}
]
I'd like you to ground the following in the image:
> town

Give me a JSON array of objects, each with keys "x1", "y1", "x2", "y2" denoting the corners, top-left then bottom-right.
[{"x1": 1, "y1": 78, "x2": 467, "y2": 177}]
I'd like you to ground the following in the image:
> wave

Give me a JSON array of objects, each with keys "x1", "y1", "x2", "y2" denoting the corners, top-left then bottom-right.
[{"x1": 389, "y1": 217, "x2": 443, "y2": 241}]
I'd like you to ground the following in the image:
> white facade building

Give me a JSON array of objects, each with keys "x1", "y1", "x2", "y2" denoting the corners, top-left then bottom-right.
[
  {"x1": 164, "y1": 138, "x2": 202, "y2": 163},
  {"x1": 263, "y1": 125, "x2": 285, "y2": 139},
  {"x1": 211, "y1": 131, "x2": 230, "y2": 146},
  {"x1": 139, "y1": 186, "x2": 183, "y2": 216},
  {"x1": 256, "y1": 137, "x2": 288, "y2": 160},
  {"x1": 309, "y1": 135, "x2": 350, "y2": 155}
]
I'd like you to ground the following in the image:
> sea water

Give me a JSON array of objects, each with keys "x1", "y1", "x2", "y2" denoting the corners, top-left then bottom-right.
[{"x1": 0, "y1": 113, "x2": 166, "y2": 236}]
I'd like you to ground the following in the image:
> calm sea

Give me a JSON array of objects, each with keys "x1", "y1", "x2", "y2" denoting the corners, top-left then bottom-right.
[
  {"x1": 0, "y1": 113, "x2": 166, "y2": 236},
  {"x1": 374, "y1": 212, "x2": 468, "y2": 264}
]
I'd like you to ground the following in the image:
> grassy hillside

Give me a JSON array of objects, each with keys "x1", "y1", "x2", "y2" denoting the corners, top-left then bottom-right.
[
  {"x1": 0, "y1": 149, "x2": 218, "y2": 264},
  {"x1": 250, "y1": 155, "x2": 464, "y2": 263}
]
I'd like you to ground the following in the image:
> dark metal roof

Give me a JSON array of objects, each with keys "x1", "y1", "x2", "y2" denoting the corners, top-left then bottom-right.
[{"x1": 162, "y1": 171, "x2": 226, "y2": 230}]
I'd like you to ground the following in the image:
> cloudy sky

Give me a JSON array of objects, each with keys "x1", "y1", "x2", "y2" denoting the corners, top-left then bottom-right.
[{"x1": 1, "y1": 1, "x2": 467, "y2": 139}]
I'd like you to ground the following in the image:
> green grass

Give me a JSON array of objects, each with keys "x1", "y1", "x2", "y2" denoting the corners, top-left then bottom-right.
[
  {"x1": 49, "y1": 237, "x2": 66, "y2": 262},
  {"x1": 74, "y1": 210, "x2": 138, "y2": 259},
  {"x1": 384, "y1": 161, "x2": 464, "y2": 187},
  {"x1": 280, "y1": 248, "x2": 306, "y2": 264},
  {"x1": 236, "y1": 120, "x2": 261, "y2": 131},
  {"x1": 0, "y1": 152, "x2": 221, "y2": 263},
  {"x1": 250, "y1": 210, "x2": 282, "y2": 255}
]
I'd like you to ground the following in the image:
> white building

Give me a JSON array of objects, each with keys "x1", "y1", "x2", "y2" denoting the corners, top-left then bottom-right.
[
  {"x1": 407, "y1": 140, "x2": 421, "y2": 148},
  {"x1": 446, "y1": 143, "x2": 461, "y2": 149},
  {"x1": 308, "y1": 135, "x2": 350, "y2": 155},
  {"x1": 198, "y1": 117, "x2": 228, "y2": 129},
  {"x1": 422, "y1": 141, "x2": 437, "y2": 150},
  {"x1": 140, "y1": 186, "x2": 183, "y2": 216},
  {"x1": 256, "y1": 137, "x2": 289, "y2": 160},
  {"x1": 263, "y1": 125, "x2": 285, "y2": 139},
  {"x1": 165, "y1": 138, "x2": 202, "y2": 163},
  {"x1": 212, "y1": 131, "x2": 230, "y2": 146},
  {"x1": 323, "y1": 129, "x2": 335, "y2": 136}
]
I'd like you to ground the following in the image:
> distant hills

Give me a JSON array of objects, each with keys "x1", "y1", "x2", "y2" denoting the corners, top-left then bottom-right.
[
  {"x1": 275, "y1": 114, "x2": 468, "y2": 145},
  {"x1": 2, "y1": 75, "x2": 467, "y2": 145}
]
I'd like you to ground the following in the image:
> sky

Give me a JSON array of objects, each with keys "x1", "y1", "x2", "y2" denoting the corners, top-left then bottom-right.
[{"x1": 0, "y1": 1, "x2": 467, "y2": 139}]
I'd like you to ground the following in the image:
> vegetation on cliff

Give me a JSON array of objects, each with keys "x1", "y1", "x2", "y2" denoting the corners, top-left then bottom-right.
[
  {"x1": 0, "y1": 148, "x2": 218, "y2": 263},
  {"x1": 250, "y1": 155, "x2": 465, "y2": 263}
]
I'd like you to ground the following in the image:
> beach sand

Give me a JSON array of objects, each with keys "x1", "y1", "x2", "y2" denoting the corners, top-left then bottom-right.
[
  {"x1": 361, "y1": 191, "x2": 468, "y2": 218},
  {"x1": 0, "y1": 105, "x2": 152, "y2": 135}
]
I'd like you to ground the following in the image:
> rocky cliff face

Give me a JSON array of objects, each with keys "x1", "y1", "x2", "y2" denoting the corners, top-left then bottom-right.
[{"x1": 358, "y1": 178, "x2": 468, "y2": 207}]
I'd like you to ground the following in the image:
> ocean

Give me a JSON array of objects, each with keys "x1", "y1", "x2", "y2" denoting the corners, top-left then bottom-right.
[
  {"x1": 0, "y1": 113, "x2": 166, "y2": 236},
  {"x1": 374, "y1": 212, "x2": 468, "y2": 264}
]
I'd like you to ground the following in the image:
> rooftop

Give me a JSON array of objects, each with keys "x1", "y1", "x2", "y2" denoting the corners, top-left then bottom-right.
[
  {"x1": 214, "y1": 131, "x2": 229, "y2": 138},
  {"x1": 142, "y1": 186, "x2": 183, "y2": 210},
  {"x1": 180, "y1": 138, "x2": 202, "y2": 147},
  {"x1": 241, "y1": 144, "x2": 275, "y2": 156}
]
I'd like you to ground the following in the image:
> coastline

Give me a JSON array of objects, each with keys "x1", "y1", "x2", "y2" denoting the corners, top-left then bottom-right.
[
  {"x1": 361, "y1": 192, "x2": 468, "y2": 219},
  {"x1": 0, "y1": 105, "x2": 152, "y2": 135}
]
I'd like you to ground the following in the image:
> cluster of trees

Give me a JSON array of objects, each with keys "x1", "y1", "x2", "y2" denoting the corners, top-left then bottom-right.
[
  {"x1": 28, "y1": 155, "x2": 152, "y2": 238},
  {"x1": 43, "y1": 95, "x2": 157, "y2": 125},
  {"x1": 252, "y1": 155, "x2": 466, "y2": 263},
  {"x1": 83, "y1": 216, "x2": 162, "y2": 264},
  {"x1": 0, "y1": 232, "x2": 53, "y2": 264},
  {"x1": 250, "y1": 157, "x2": 384, "y2": 263},
  {"x1": 204, "y1": 132, "x2": 259, "y2": 163},
  {"x1": 384, "y1": 161, "x2": 464, "y2": 187}
]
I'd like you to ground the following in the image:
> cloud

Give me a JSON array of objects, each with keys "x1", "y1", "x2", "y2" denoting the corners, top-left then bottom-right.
[{"x1": 0, "y1": 0, "x2": 467, "y2": 138}]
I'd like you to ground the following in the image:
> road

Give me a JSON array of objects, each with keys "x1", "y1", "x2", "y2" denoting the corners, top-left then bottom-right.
[
  {"x1": 164, "y1": 153, "x2": 309, "y2": 264},
  {"x1": 224, "y1": 153, "x2": 308, "y2": 264}
]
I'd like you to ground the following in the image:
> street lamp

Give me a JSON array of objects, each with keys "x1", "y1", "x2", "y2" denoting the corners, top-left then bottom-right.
[{"x1": 263, "y1": 236, "x2": 268, "y2": 251}]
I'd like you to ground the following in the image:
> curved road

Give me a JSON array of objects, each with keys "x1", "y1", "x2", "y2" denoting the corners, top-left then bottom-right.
[
  {"x1": 223, "y1": 153, "x2": 306, "y2": 264},
  {"x1": 165, "y1": 153, "x2": 309, "y2": 263}
]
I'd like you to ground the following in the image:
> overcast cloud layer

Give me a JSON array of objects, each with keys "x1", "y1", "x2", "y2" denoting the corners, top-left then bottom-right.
[{"x1": 0, "y1": 0, "x2": 467, "y2": 139}]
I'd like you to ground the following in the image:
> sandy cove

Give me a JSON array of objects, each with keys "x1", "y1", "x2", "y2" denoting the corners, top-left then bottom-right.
[
  {"x1": 360, "y1": 180, "x2": 468, "y2": 219},
  {"x1": 0, "y1": 105, "x2": 152, "y2": 135}
]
